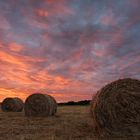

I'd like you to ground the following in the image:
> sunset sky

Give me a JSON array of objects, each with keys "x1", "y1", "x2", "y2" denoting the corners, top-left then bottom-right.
[{"x1": 0, "y1": 0, "x2": 140, "y2": 102}]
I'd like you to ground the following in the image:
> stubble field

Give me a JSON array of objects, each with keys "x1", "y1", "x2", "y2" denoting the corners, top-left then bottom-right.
[
  {"x1": 0, "y1": 106, "x2": 139, "y2": 140},
  {"x1": 0, "y1": 106, "x2": 95, "y2": 140}
]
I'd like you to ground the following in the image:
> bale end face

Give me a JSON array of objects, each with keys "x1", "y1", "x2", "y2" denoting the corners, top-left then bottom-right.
[{"x1": 90, "y1": 78, "x2": 140, "y2": 137}]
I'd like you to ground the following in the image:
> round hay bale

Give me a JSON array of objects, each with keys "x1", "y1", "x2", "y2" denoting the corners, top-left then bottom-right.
[
  {"x1": 1, "y1": 97, "x2": 24, "y2": 112},
  {"x1": 90, "y1": 78, "x2": 140, "y2": 137},
  {"x1": 24, "y1": 93, "x2": 57, "y2": 117},
  {"x1": 48, "y1": 95, "x2": 57, "y2": 115}
]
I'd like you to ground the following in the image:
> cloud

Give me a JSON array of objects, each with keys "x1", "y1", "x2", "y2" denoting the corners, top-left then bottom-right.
[
  {"x1": 0, "y1": 15, "x2": 10, "y2": 30},
  {"x1": 0, "y1": 0, "x2": 140, "y2": 102}
]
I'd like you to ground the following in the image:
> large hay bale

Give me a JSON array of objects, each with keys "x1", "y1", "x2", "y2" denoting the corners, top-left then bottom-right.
[
  {"x1": 90, "y1": 78, "x2": 140, "y2": 137},
  {"x1": 24, "y1": 93, "x2": 57, "y2": 117},
  {"x1": 1, "y1": 97, "x2": 24, "y2": 112}
]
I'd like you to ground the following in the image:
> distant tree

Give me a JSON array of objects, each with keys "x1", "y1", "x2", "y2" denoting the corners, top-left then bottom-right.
[
  {"x1": 58, "y1": 100, "x2": 91, "y2": 106},
  {"x1": 67, "y1": 101, "x2": 76, "y2": 105}
]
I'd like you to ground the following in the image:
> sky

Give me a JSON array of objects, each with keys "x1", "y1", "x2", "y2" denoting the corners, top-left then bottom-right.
[{"x1": 0, "y1": 0, "x2": 140, "y2": 102}]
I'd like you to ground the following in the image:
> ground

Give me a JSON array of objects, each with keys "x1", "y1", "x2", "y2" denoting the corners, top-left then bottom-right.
[
  {"x1": 0, "y1": 106, "x2": 139, "y2": 140},
  {"x1": 0, "y1": 106, "x2": 94, "y2": 140}
]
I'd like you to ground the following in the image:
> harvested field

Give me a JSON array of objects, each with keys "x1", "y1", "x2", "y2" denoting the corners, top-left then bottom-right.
[{"x1": 0, "y1": 106, "x2": 139, "y2": 140}]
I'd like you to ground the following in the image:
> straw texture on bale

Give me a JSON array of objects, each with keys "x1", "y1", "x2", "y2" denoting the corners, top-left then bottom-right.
[
  {"x1": 24, "y1": 93, "x2": 57, "y2": 117},
  {"x1": 1, "y1": 97, "x2": 24, "y2": 112},
  {"x1": 90, "y1": 78, "x2": 140, "y2": 137}
]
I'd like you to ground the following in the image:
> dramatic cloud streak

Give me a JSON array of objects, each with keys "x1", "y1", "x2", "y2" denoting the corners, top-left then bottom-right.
[{"x1": 0, "y1": 0, "x2": 140, "y2": 102}]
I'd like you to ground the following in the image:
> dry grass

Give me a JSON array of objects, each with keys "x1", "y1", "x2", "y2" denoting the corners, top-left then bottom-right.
[{"x1": 0, "y1": 106, "x2": 139, "y2": 140}]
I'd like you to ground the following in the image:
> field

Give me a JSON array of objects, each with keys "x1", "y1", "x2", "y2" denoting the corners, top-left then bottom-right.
[{"x1": 0, "y1": 106, "x2": 139, "y2": 140}]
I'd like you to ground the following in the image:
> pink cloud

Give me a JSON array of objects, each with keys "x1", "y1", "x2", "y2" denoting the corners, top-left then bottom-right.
[{"x1": 0, "y1": 15, "x2": 10, "y2": 30}]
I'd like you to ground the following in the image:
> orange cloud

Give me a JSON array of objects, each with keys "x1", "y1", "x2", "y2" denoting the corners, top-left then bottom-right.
[
  {"x1": 0, "y1": 44, "x2": 74, "y2": 102},
  {"x1": 0, "y1": 51, "x2": 28, "y2": 69},
  {"x1": 8, "y1": 42, "x2": 23, "y2": 52},
  {"x1": 35, "y1": 9, "x2": 49, "y2": 17},
  {"x1": 0, "y1": 88, "x2": 28, "y2": 102}
]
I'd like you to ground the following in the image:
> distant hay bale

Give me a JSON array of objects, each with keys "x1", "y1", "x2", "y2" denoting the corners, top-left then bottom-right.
[
  {"x1": 90, "y1": 78, "x2": 140, "y2": 137},
  {"x1": 1, "y1": 97, "x2": 24, "y2": 112},
  {"x1": 24, "y1": 93, "x2": 57, "y2": 117}
]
